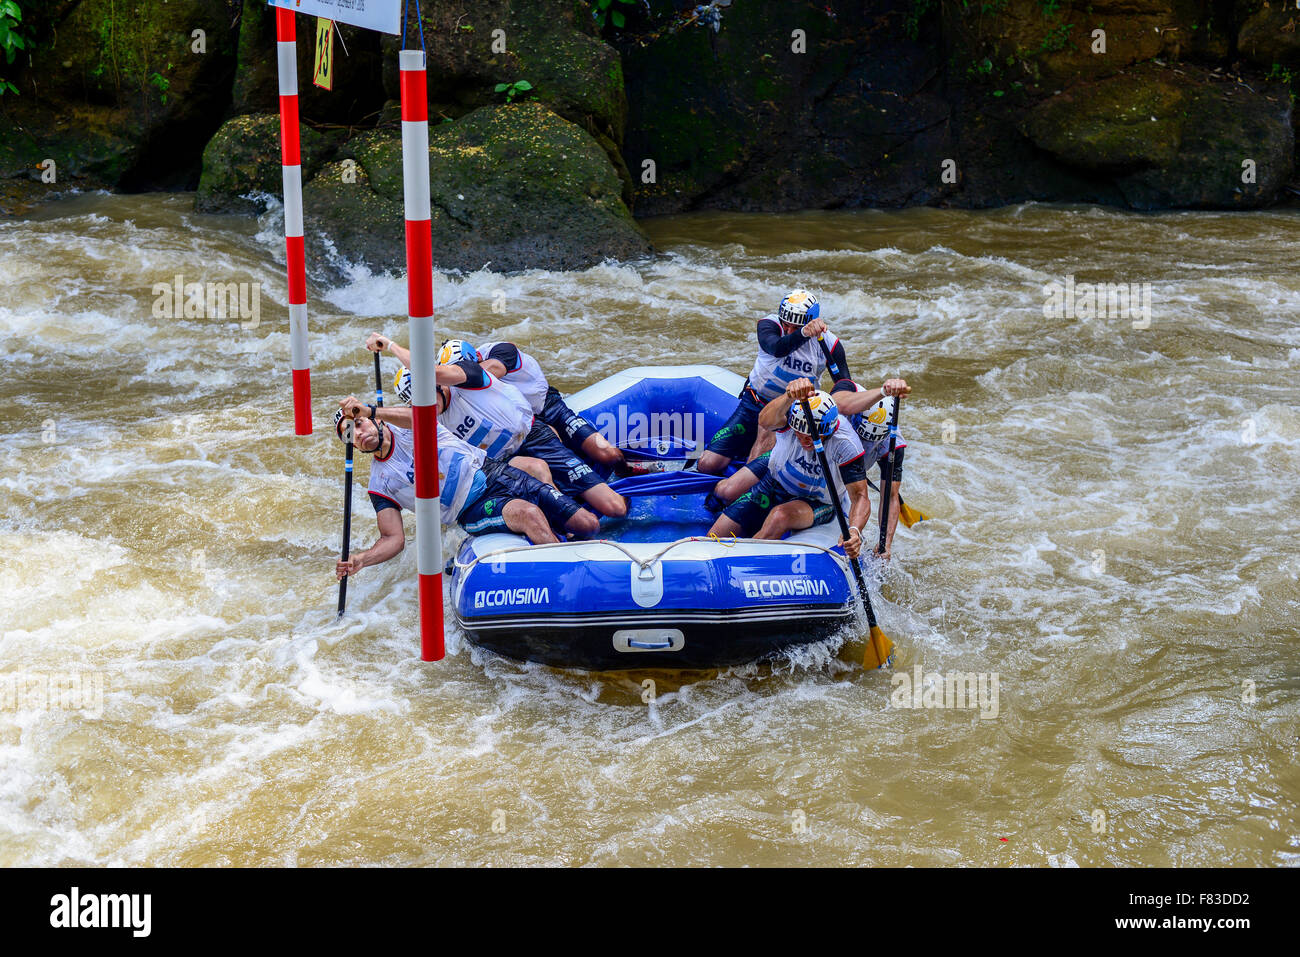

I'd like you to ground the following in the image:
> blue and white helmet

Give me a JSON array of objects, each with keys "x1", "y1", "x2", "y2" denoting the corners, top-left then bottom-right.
[
  {"x1": 437, "y1": 339, "x2": 480, "y2": 366},
  {"x1": 777, "y1": 289, "x2": 820, "y2": 327},
  {"x1": 787, "y1": 390, "x2": 840, "y2": 437},
  {"x1": 393, "y1": 367, "x2": 412, "y2": 405}
]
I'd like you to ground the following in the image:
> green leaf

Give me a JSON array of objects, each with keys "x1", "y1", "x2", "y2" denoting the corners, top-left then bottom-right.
[
  {"x1": 991, "y1": 89, "x2": 1005, "y2": 97},
  {"x1": 611, "y1": 9, "x2": 625, "y2": 27},
  {"x1": 494, "y1": 82, "x2": 509, "y2": 93},
  {"x1": 514, "y1": 80, "x2": 532, "y2": 91},
  {"x1": 597, "y1": 0, "x2": 612, "y2": 9},
  {"x1": 1, "y1": 1, "x2": 20, "y2": 20}
]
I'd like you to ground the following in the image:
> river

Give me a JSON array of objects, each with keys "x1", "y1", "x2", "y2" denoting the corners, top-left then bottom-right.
[{"x1": 2, "y1": 193, "x2": 1297, "y2": 865}]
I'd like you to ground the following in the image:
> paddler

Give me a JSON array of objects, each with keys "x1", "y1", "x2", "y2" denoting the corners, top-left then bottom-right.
[
  {"x1": 704, "y1": 379, "x2": 868, "y2": 559},
  {"x1": 366, "y1": 333, "x2": 626, "y2": 473},
  {"x1": 330, "y1": 404, "x2": 599, "y2": 581},
  {"x1": 829, "y1": 377, "x2": 911, "y2": 560},
  {"x1": 696, "y1": 289, "x2": 851, "y2": 475}
]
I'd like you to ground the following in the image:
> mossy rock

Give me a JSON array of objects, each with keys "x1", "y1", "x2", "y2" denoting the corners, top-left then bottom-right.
[
  {"x1": 194, "y1": 114, "x2": 339, "y2": 215},
  {"x1": 303, "y1": 102, "x2": 651, "y2": 275},
  {"x1": 621, "y1": 0, "x2": 953, "y2": 214},
  {"x1": 1022, "y1": 71, "x2": 1188, "y2": 171},
  {"x1": 1237, "y1": 6, "x2": 1300, "y2": 71},
  {"x1": 5, "y1": 0, "x2": 239, "y2": 189},
  {"x1": 1022, "y1": 64, "x2": 1293, "y2": 208},
  {"x1": 381, "y1": 0, "x2": 626, "y2": 142}
]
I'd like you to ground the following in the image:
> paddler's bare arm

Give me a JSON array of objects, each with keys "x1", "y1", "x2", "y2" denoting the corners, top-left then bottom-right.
[
  {"x1": 831, "y1": 378, "x2": 912, "y2": 415},
  {"x1": 337, "y1": 508, "x2": 405, "y2": 579},
  {"x1": 366, "y1": 332, "x2": 411, "y2": 368},
  {"x1": 338, "y1": 395, "x2": 413, "y2": 430},
  {"x1": 758, "y1": 377, "x2": 817, "y2": 430}
]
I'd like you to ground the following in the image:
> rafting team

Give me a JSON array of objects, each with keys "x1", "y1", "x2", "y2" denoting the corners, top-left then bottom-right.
[{"x1": 332, "y1": 290, "x2": 911, "y2": 582}]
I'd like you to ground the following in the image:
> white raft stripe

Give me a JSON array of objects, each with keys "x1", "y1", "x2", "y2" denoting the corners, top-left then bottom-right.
[
  {"x1": 567, "y1": 365, "x2": 746, "y2": 417},
  {"x1": 458, "y1": 608, "x2": 855, "y2": 630}
]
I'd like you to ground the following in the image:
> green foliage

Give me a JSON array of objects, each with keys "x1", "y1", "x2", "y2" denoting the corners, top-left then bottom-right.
[
  {"x1": 150, "y1": 69, "x2": 171, "y2": 104},
  {"x1": 1039, "y1": 21, "x2": 1075, "y2": 53},
  {"x1": 0, "y1": 0, "x2": 31, "y2": 96},
  {"x1": 905, "y1": 0, "x2": 937, "y2": 40},
  {"x1": 494, "y1": 79, "x2": 534, "y2": 103},
  {"x1": 592, "y1": 0, "x2": 636, "y2": 31},
  {"x1": 1040, "y1": 0, "x2": 1063, "y2": 18}
]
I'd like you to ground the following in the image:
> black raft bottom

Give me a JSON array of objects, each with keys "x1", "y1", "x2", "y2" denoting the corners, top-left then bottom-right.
[{"x1": 456, "y1": 605, "x2": 856, "y2": 671}]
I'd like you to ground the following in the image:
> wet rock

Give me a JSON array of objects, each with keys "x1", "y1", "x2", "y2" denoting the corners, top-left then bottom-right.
[
  {"x1": 1022, "y1": 63, "x2": 1293, "y2": 208},
  {"x1": 194, "y1": 114, "x2": 339, "y2": 215},
  {"x1": 0, "y1": 0, "x2": 239, "y2": 191},
  {"x1": 302, "y1": 102, "x2": 651, "y2": 275}
]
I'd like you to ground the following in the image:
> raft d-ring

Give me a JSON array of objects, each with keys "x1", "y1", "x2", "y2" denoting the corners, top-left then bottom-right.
[
  {"x1": 707, "y1": 532, "x2": 737, "y2": 547},
  {"x1": 637, "y1": 562, "x2": 657, "y2": 580}
]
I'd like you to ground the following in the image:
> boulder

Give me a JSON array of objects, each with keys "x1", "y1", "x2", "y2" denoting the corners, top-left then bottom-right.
[
  {"x1": 1022, "y1": 63, "x2": 1293, "y2": 207},
  {"x1": 1238, "y1": 4, "x2": 1300, "y2": 71},
  {"x1": 0, "y1": 0, "x2": 240, "y2": 190},
  {"x1": 302, "y1": 101, "x2": 651, "y2": 275},
  {"x1": 620, "y1": 0, "x2": 953, "y2": 215},
  {"x1": 195, "y1": 114, "x2": 339, "y2": 214}
]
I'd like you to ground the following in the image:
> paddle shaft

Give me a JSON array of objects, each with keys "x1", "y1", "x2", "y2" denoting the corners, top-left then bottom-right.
[
  {"x1": 878, "y1": 396, "x2": 901, "y2": 554},
  {"x1": 337, "y1": 427, "x2": 354, "y2": 617},
  {"x1": 373, "y1": 352, "x2": 385, "y2": 408},
  {"x1": 817, "y1": 333, "x2": 922, "y2": 529},
  {"x1": 800, "y1": 399, "x2": 879, "y2": 630}
]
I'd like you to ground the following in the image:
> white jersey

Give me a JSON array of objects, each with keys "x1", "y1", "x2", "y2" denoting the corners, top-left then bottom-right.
[
  {"x1": 767, "y1": 417, "x2": 864, "y2": 512},
  {"x1": 748, "y1": 315, "x2": 841, "y2": 402},
  {"x1": 442, "y1": 371, "x2": 534, "y2": 458},
  {"x1": 367, "y1": 424, "x2": 488, "y2": 524},
  {"x1": 480, "y1": 341, "x2": 550, "y2": 414},
  {"x1": 841, "y1": 381, "x2": 907, "y2": 462}
]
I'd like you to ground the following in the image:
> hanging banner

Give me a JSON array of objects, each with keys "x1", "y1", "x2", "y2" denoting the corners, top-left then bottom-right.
[
  {"x1": 312, "y1": 18, "x2": 335, "y2": 90},
  {"x1": 267, "y1": 0, "x2": 401, "y2": 36}
]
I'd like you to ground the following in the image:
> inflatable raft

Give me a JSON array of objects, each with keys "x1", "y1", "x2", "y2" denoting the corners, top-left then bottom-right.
[{"x1": 448, "y1": 365, "x2": 859, "y2": 670}]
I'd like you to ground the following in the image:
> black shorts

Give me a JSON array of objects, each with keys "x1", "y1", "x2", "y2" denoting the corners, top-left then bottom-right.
[
  {"x1": 704, "y1": 382, "x2": 766, "y2": 461},
  {"x1": 721, "y1": 472, "x2": 835, "y2": 537},
  {"x1": 517, "y1": 420, "x2": 604, "y2": 498},
  {"x1": 457, "y1": 458, "x2": 582, "y2": 535},
  {"x1": 539, "y1": 386, "x2": 599, "y2": 455},
  {"x1": 875, "y1": 445, "x2": 904, "y2": 483}
]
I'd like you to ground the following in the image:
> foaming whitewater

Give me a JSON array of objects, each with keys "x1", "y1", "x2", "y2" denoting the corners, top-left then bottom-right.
[{"x1": 2, "y1": 195, "x2": 1297, "y2": 866}]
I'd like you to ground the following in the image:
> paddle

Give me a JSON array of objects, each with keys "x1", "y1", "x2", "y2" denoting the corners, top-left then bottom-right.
[
  {"x1": 815, "y1": 333, "x2": 929, "y2": 529},
  {"x1": 878, "y1": 393, "x2": 901, "y2": 557},
  {"x1": 373, "y1": 351, "x2": 385, "y2": 408},
  {"x1": 800, "y1": 398, "x2": 894, "y2": 669},
  {"x1": 337, "y1": 419, "x2": 355, "y2": 617}
]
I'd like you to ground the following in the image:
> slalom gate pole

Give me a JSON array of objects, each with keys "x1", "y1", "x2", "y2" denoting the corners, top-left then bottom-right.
[
  {"x1": 400, "y1": 48, "x2": 444, "y2": 662},
  {"x1": 276, "y1": 7, "x2": 312, "y2": 435}
]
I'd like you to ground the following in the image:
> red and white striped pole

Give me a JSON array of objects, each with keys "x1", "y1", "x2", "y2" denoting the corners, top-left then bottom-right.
[
  {"x1": 276, "y1": 7, "x2": 312, "y2": 435},
  {"x1": 400, "y1": 49, "x2": 444, "y2": 661}
]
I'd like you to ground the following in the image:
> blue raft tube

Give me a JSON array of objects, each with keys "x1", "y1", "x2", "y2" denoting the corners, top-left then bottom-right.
[{"x1": 448, "y1": 366, "x2": 858, "y2": 670}]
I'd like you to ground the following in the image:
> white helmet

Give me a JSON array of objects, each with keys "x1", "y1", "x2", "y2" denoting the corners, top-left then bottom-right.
[
  {"x1": 777, "y1": 289, "x2": 820, "y2": 327},
  {"x1": 786, "y1": 391, "x2": 840, "y2": 437},
  {"x1": 855, "y1": 394, "x2": 895, "y2": 442},
  {"x1": 393, "y1": 367, "x2": 412, "y2": 404},
  {"x1": 437, "y1": 339, "x2": 480, "y2": 365}
]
